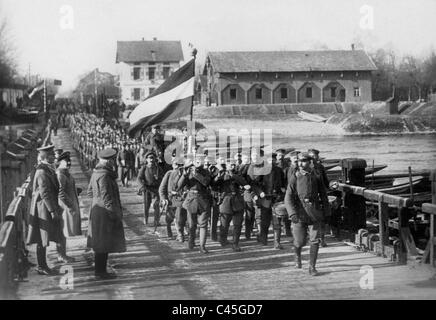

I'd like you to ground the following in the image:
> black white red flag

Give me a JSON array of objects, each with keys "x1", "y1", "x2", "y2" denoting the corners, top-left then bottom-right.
[{"x1": 128, "y1": 59, "x2": 195, "y2": 138}]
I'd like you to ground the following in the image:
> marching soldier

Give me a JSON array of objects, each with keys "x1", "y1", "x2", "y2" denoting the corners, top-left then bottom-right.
[
  {"x1": 117, "y1": 143, "x2": 129, "y2": 187},
  {"x1": 214, "y1": 160, "x2": 246, "y2": 251},
  {"x1": 308, "y1": 148, "x2": 330, "y2": 247},
  {"x1": 159, "y1": 157, "x2": 187, "y2": 240},
  {"x1": 27, "y1": 144, "x2": 64, "y2": 275},
  {"x1": 207, "y1": 157, "x2": 221, "y2": 242},
  {"x1": 285, "y1": 152, "x2": 331, "y2": 276},
  {"x1": 138, "y1": 151, "x2": 163, "y2": 226},
  {"x1": 87, "y1": 148, "x2": 126, "y2": 279},
  {"x1": 177, "y1": 155, "x2": 211, "y2": 253},
  {"x1": 56, "y1": 151, "x2": 81, "y2": 263}
]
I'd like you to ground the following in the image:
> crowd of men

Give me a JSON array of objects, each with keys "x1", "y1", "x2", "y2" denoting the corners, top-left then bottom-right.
[{"x1": 27, "y1": 112, "x2": 337, "y2": 279}]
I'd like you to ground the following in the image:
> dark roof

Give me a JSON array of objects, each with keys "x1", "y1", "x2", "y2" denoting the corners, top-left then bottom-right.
[
  {"x1": 116, "y1": 40, "x2": 184, "y2": 63},
  {"x1": 207, "y1": 50, "x2": 377, "y2": 73}
]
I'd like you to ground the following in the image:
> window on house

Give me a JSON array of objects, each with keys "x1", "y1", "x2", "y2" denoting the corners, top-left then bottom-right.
[
  {"x1": 230, "y1": 88, "x2": 237, "y2": 100},
  {"x1": 149, "y1": 88, "x2": 155, "y2": 95},
  {"x1": 133, "y1": 88, "x2": 141, "y2": 100},
  {"x1": 163, "y1": 66, "x2": 171, "y2": 79},
  {"x1": 280, "y1": 88, "x2": 288, "y2": 99},
  {"x1": 255, "y1": 88, "x2": 262, "y2": 99},
  {"x1": 306, "y1": 87, "x2": 312, "y2": 98},
  {"x1": 133, "y1": 67, "x2": 141, "y2": 80},
  {"x1": 354, "y1": 87, "x2": 361, "y2": 97},
  {"x1": 330, "y1": 87, "x2": 337, "y2": 98},
  {"x1": 148, "y1": 67, "x2": 155, "y2": 80}
]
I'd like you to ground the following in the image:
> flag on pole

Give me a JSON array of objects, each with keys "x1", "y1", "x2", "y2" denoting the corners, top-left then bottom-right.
[
  {"x1": 27, "y1": 80, "x2": 45, "y2": 98},
  {"x1": 127, "y1": 59, "x2": 195, "y2": 138}
]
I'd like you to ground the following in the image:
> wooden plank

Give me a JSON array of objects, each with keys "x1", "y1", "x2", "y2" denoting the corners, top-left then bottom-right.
[
  {"x1": 0, "y1": 221, "x2": 14, "y2": 249},
  {"x1": 378, "y1": 200, "x2": 389, "y2": 257}
]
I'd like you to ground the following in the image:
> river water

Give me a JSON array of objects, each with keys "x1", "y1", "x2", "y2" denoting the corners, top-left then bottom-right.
[{"x1": 201, "y1": 118, "x2": 436, "y2": 175}]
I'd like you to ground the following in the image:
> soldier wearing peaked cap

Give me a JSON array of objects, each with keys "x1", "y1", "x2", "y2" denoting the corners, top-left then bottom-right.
[
  {"x1": 284, "y1": 151, "x2": 331, "y2": 276},
  {"x1": 56, "y1": 151, "x2": 80, "y2": 263},
  {"x1": 87, "y1": 148, "x2": 126, "y2": 279},
  {"x1": 158, "y1": 157, "x2": 187, "y2": 241},
  {"x1": 27, "y1": 144, "x2": 64, "y2": 275},
  {"x1": 308, "y1": 148, "x2": 330, "y2": 248},
  {"x1": 138, "y1": 151, "x2": 164, "y2": 226}
]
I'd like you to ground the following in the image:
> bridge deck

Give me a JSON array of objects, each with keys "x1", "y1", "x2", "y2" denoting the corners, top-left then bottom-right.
[{"x1": 15, "y1": 129, "x2": 436, "y2": 300}]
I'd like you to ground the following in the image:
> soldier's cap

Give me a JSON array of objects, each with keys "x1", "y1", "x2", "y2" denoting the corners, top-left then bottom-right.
[
  {"x1": 275, "y1": 148, "x2": 286, "y2": 154},
  {"x1": 173, "y1": 156, "x2": 185, "y2": 165},
  {"x1": 37, "y1": 144, "x2": 55, "y2": 153},
  {"x1": 57, "y1": 151, "x2": 71, "y2": 162},
  {"x1": 308, "y1": 148, "x2": 320, "y2": 155},
  {"x1": 298, "y1": 152, "x2": 313, "y2": 161},
  {"x1": 97, "y1": 148, "x2": 117, "y2": 160},
  {"x1": 145, "y1": 151, "x2": 156, "y2": 158},
  {"x1": 288, "y1": 150, "x2": 301, "y2": 157}
]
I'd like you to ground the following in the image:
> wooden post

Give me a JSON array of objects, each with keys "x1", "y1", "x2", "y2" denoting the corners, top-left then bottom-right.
[
  {"x1": 378, "y1": 199, "x2": 389, "y2": 257},
  {"x1": 431, "y1": 170, "x2": 435, "y2": 267}
]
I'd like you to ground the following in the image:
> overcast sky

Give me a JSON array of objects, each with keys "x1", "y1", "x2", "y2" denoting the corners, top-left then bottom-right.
[{"x1": 2, "y1": 0, "x2": 436, "y2": 92}]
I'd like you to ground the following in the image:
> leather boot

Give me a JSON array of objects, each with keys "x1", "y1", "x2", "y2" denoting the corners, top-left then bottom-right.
[
  {"x1": 294, "y1": 246, "x2": 302, "y2": 269},
  {"x1": 232, "y1": 228, "x2": 242, "y2": 252},
  {"x1": 166, "y1": 224, "x2": 173, "y2": 239},
  {"x1": 188, "y1": 230, "x2": 195, "y2": 250},
  {"x1": 199, "y1": 227, "x2": 208, "y2": 254},
  {"x1": 176, "y1": 229, "x2": 184, "y2": 242},
  {"x1": 309, "y1": 243, "x2": 320, "y2": 276},
  {"x1": 285, "y1": 220, "x2": 292, "y2": 237},
  {"x1": 274, "y1": 229, "x2": 283, "y2": 250},
  {"x1": 220, "y1": 225, "x2": 229, "y2": 247}
]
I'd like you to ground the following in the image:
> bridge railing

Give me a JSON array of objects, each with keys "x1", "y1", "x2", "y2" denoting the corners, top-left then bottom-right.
[
  {"x1": 0, "y1": 124, "x2": 50, "y2": 298},
  {"x1": 337, "y1": 168, "x2": 436, "y2": 267}
]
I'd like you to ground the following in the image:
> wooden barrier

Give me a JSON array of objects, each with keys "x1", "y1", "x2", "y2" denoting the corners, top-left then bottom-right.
[
  {"x1": 0, "y1": 124, "x2": 48, "y2": 298},
  {"x1": 338, "y1": 168, "x2": 436, "y2": 266}
]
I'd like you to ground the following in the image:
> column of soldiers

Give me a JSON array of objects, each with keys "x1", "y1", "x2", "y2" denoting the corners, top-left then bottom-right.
[{"x1": 67, "y1": 112, "x2": 333, "y2": 276}]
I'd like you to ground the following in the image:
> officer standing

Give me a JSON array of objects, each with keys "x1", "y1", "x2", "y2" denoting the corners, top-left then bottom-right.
[
  {"x1": 214, "y1": 160, "x2": 246, "y2": 251},
  {"x1": 177, "y1": 155, "x2": 211, "y2": 253},
  {"x1": 27, "y1": 144, "x2": 63, "y2": 275},
  {"x1": 87, "y1": 148, "x2": 126, "y2": 279},
  {"x1": 56, "y1": 151, "x2": 81, "y2": 263},
  {"x1": 138, "y1": 152, "x2": 163, "y2": 226},
  {"x1": 159, "y1": 157, "x2": 188, "y2": 240},
  {"x1": 284, "y1": 152, "x2": 331, "y2": 276}
]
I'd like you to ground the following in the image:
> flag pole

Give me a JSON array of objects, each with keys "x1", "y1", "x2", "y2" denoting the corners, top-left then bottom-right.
[{"x1": 188, "y1": 46, "x2": 197, "y2": 157}]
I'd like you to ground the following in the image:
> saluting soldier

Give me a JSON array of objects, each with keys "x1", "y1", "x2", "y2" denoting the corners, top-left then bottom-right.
[
  {"x1": 27, "y1": 144, "x2": 63, "y2": 275},
  {"x1": 138, "y1": 151, "x2": 163, "y2": 226},
  {"x1": 87, "y1": 148, "x2": 126, "y2": 279},
  {"x1": 285, "y1": 152, "x2": 331, "y2": 276},
  {"x1": 56, "y1": 151, "x2": 81, "y2": 263},
  {"x1": 158, "y1": 157, "x2": 187, "y2": 240},
  {"x1": 177, "y1": 155, "x2": 211, "y2": 253},
  {"x1": 214, "y1": 159, "x2": 246, "y2": 251}
]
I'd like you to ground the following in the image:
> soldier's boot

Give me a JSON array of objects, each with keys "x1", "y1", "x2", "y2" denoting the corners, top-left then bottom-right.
[
  {"x1": 199, "y1": 228, "x2": 208, "y2": 254},
  {"x1": 166, "y1": 224, "x2": 173, "y2": 239},
  {"x1": 320, "y1": 233, "x2": 328, "y2": 247},
  {"x1": 219, "y1": 226, "x2": 230, "y2": 247},
  {"x1": 36, "y1": 246, "x2": 54, "y2": 275},
  {"x1": 273, "y1": 230, "x2": 283, "y2": 250},
  {"x1": 232, "y1": 228, "x2": 242, "y2": 252},
  {"x1": 176, "y1": 229, "x2": 184, "y2": 242},
  {"x1": 188, "y1": 230, "x2": 195, "y2": 250},
  {"x1": 308, "y1": 243, "x2": 320, "y2": 276},
  {"x1": 294, "y1": 246, "x2": 302, "y2": 269},
  {"x1": 285, "y1": 220, "x2": 292, "y2": 237},
  {"x1": 56, "y1": 240, "x2": 75, "y2": 263}
]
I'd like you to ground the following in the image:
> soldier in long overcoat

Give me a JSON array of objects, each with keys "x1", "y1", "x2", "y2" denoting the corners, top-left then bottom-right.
[
  {"x1": 56, "y1": 151, "x2": 81, "y2": 263},
  {"x1": 27, "y1": 144, "x2": 63, "y2": 275},
  {"x1": 285, "y1": 152, "x2": 331, "y2": 276},
  {"x1": 87, "y1": 148, "x2": 126, "y2": 279}
]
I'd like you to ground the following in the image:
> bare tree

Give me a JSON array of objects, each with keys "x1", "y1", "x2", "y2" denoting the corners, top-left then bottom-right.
[{"x1": 0, "y1": 10, "x2": 17, "y2": 87}]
